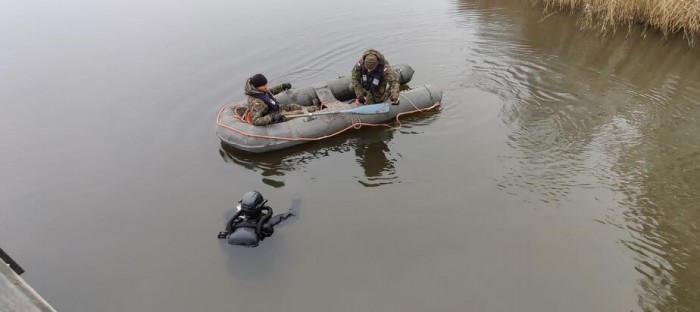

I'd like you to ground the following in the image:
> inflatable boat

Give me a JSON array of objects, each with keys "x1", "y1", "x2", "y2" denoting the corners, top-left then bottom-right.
[{"x1": 216, "y1": 64, "x2": 442, "y2": 153}]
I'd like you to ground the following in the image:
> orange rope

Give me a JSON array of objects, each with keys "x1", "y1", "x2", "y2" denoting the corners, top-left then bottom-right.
[
  {"x1": 216, "y1": 101, "x2": 441, "y2": 142},
  {"x1": 231, "y1": 104, "x2": 252, "y2": 124},
  {"x1": 391, "y1": 103, "x2": 439, "y2": 129}
]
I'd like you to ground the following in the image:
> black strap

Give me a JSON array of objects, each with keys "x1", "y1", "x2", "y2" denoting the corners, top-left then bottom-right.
[{"x1": 0, "y1": 248, "x2": 25, "y2": 275}]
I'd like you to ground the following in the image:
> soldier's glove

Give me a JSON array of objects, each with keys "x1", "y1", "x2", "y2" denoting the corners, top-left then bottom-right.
[
  {"x1": 390, "y1": 96, "x2": 400, "y2": 106},
  {"x1": 357, "y1": 95, "x2": 366, "y2": 104},
  {"x1": 271, "y1": 113, "x2": 286, "y2": 123},
  {"x1": 281, "y1": 83, "x2": 292, "y2": 90}
]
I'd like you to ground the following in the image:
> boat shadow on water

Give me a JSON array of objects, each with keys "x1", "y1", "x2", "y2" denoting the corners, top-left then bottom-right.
[
  {"x1": 218, "y1": 106, "x2": 438, "y2": 188},
  {"x1": 218, "y1": 126, "x2": 400, "y2": 188}
]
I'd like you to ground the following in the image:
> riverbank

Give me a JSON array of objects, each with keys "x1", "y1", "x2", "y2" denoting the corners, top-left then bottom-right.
[{"x1": 531, "y1": 0, "x2": 700, "y2": 46}]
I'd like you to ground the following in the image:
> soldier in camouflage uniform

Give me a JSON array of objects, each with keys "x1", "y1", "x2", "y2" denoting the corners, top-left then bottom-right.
[
  {"x1": 350, "y1": 49, "x2": 400, "y2": 105},
  {"x1": 245, "y1": 74, "x2": 317, "y2": 126}
]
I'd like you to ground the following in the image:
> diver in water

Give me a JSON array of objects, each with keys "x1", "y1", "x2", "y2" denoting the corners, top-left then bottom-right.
[{"x1": 217, "y1": 191, "x2": 299, "y2": 247}]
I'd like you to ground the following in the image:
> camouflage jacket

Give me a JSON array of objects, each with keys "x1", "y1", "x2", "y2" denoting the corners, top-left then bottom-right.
[
  {"x1": 350, "y1": 49, "x2": 400, "y2": 104},
  {"x1": 244, "y1": 79, "x2": 302, "y2": 126}
]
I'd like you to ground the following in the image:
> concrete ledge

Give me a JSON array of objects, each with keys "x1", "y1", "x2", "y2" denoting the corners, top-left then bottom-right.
[{"x1": 1, "y1": 258, "x2": 56, "y2": 312}]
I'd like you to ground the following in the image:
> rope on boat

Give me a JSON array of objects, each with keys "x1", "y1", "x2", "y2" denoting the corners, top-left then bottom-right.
[{"x1": 216, "y1": 101, "x2": 441, "y2": 142}]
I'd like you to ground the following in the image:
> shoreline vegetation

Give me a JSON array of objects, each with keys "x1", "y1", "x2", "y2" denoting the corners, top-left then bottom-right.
[{"x1": 531, "y1": 0, "x2": 700, "y2": 46}]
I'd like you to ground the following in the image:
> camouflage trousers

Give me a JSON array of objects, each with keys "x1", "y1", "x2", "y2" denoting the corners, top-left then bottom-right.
[
  {"x1": 279, "y1": 104, "x2": 317, "y2": 116},
  {"x1": 349, "y1": 86, "x2": 390, "y2": 104}
]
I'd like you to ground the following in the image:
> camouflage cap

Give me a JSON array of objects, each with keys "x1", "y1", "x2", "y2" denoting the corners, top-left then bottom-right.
[{"x1": 364, "y1": 54, "x2": 379, "y2": 70}]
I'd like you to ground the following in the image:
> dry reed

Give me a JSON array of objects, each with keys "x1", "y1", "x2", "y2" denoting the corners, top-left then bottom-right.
[{"x1": 531, "y1": 0, "x2": 700, "y2": 46}]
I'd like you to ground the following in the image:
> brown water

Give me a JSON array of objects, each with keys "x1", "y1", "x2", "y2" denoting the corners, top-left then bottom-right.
[{"x1": 1, "y1": 0, "x2": 699, "y2": 311}]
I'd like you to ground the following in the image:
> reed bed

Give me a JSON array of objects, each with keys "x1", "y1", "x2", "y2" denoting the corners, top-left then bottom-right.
[{"x1": 532, "y1": 0, "x2": 700, "y2": 46}]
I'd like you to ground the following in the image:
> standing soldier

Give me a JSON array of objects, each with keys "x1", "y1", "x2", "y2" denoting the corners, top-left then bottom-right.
[{"x1": 350, "y1": 49, "x2": 400, "y2": 105}]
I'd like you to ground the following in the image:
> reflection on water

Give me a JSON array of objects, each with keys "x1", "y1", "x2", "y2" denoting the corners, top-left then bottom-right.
[
  {"x1": 354, "y1": 130, "x2": 396, "y2": 187},
  {"x1": 614, "y1": 105, "x2": 700, "y2": 311},
  {"x1": 219, "y1": 128, "x2": 400, "y2": 188},
  {"x1": 457, "y1": 1, "x2": 700, "y2": 310}
]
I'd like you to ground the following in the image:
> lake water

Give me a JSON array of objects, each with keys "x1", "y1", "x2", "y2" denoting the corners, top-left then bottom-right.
[{"x1": 1, "y1": 0, "x2": 698, "y2": 311}]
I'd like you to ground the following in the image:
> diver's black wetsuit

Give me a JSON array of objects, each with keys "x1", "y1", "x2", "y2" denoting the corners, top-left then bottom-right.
[{"x1": 217, "y1": 192, "x2": 298, "y2": 247}]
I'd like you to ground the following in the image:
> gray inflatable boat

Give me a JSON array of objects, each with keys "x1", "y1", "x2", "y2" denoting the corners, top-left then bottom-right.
[{"x1": 217, "y1": 64, "x2": 443, "y2": 153}]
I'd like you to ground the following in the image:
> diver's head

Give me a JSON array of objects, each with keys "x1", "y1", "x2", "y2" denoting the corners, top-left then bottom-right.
[{"x1": 239, "y1": 190, "x2": 266, "y2": 215}]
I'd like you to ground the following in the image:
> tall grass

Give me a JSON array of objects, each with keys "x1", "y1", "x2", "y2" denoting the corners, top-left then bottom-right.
[{"x1": 532, "y1": 0, "x2": 700, "y2": 46}]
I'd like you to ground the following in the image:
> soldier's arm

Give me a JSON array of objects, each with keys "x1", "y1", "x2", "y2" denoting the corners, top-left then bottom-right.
[
  {"x1": 270, "y1": 82, "x2": 293, "y2": 95},
  {"x1": 350, "y1": 65, "x2": 364, "y2": 97},
  {"x1": 385, "y1": 65, "x2": 400, "y2": 99},
  {"x1": 248, "y1": 99, "x2": 273, "y2": 126},
  {"x1": 270, "y1": 85, "x2": 285, "y2": 95}
]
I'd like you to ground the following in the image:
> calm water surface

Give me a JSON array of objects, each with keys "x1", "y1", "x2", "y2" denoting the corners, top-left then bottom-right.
[{"x1": 1, "y1": 0, "x2": 698, "y2": 311}]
